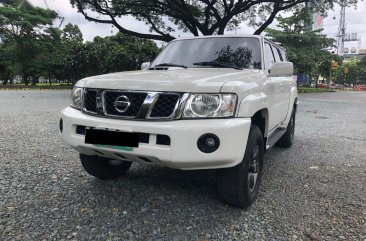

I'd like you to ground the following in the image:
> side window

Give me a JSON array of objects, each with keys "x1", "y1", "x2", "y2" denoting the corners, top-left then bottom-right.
[
  {"x1": 264, "y1": 43, "x2": 275, "y2": 69},
  {"x1": 273, "y1": 46, "x2": 284, "y2": 62},
  {"x1": 281, "y1": 50, "x2": 288, "y2": 61}
]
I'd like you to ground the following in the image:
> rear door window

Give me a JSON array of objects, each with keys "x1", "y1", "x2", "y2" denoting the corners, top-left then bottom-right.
[
  {"x1": 264, "y1": 43, "x2": 275, "y2": 69},
  {"x1": 273, "y1": 46, "x2": 284, "y2": 62}
]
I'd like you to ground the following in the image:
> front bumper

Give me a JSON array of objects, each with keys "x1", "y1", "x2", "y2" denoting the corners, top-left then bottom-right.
[{"x1": 59, "y1": 107, "x2": 251, "y2": 170}]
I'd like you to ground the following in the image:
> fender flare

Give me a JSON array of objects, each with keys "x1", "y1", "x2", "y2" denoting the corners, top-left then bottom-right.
[
  {"x1": 281, "y1": 87, "x2": 298, "y2": 127},
  {"x1": 237, "y1": 92, "x2": 269, "y2": 118}
]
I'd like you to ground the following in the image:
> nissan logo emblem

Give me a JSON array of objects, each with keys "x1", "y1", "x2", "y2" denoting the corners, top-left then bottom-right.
[{"x1": 113, "y1": 95, "x2": 131, "y2": 113}]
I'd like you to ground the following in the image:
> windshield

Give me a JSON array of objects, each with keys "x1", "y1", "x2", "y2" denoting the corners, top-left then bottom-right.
[{"x1": 151, "y1": 37, "x2": 262, "y2": 70}]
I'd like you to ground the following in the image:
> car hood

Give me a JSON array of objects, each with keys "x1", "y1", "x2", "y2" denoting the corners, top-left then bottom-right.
[{"x1": 79, "y1": 68, "x2": 261, "y2": 93}]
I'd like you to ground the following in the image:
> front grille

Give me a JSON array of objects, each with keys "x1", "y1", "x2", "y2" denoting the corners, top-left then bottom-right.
[
  {"x1": 84, "y1": 90, "x2": 97, "y2": 113},
  {"x1": 103, "y1": 91, "x2": 147, "y2": 117},
  {"x1": 150, "y1": 94, "x2": 180, "y2": 118},
  {"x1": 81, "y1": 89, "x2": 182, "y2": 120}
]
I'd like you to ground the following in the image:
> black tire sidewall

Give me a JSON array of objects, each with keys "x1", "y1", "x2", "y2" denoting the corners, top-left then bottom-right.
[
  {"x1": 80, "y1": 154, "x2": 132, "y2": 180},
  {"x1": 241, "y1": 125, "x2": 265, "y2": 204},
  {"x1": 216, "y1": 125, "x2": 264, "y2": 208}
]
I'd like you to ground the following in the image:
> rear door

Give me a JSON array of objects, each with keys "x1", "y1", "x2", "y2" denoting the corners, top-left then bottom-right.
[
  {"x1": 271, "y1": 44, "x2": 292, "y2": 122},
  {"x1": 264, "y1": 42, "x2": 283, "y2": 131}
]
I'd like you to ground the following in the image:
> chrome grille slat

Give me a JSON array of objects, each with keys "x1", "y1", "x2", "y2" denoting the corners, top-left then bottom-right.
[
  {"x1": 81, "y1": 89, "x2": 183, "y2": 120},
  {"x1": 149, "y1": 94, "x2": 180, "y2": 118},
  {"x1": 103, "y1": 91, "x2": 147, "y2": 117},
  {"x1": 83, "y1": 90, "x2": 97, "y2": 114}
]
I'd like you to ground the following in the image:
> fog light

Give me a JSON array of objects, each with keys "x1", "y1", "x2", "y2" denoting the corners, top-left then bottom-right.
[
  {"x1": 59, "y1": 118, "x2": 63, "y2": 133},
  {"x1": 197, "y1": 134, "x2": 220, "y2": 153},
  {"x1": 205, "y1": 137, "x2": 216, "y2": 147}
]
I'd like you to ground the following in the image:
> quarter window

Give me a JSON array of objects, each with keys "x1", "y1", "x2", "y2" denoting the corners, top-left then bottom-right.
[
  {"x1": 264, "y1": 43, "x2": 275, "y2": 69},
  {"x1": 273, "y1": 46, "x2": 284, "y2": 62}
]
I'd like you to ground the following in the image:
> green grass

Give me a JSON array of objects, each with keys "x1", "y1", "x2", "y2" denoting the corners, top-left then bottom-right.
[
  {"x1": 0, "y1": 84, "x2": 73, "y2": 90},
  {"x1": 9, "y1": 82, "x2": 70, "y2": 86},
  {"x1": 298, "y1": 87, "x2": 332, "y2": 93}
]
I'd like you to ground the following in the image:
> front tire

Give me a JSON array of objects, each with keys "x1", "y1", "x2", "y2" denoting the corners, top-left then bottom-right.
[
  {"x1": 80, "y1": 154, "x2": 132, "y2": 180},
  {"x1": 216, "y1": 125, "x2": 264, "y2": 208}
]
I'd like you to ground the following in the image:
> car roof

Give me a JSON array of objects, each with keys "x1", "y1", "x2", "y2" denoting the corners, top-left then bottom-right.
[
  {"x1": 171, "y1": 35, "x2": 285, "y2": 51},
  {"x1": 173, "y1": 34, "x2": 263, "y2": 41}
]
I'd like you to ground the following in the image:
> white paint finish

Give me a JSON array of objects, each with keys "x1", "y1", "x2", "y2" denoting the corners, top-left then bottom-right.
[
  {"x1": 280, "y1": 86, "x2": 299, "y2": 128},
  {"x1": 268, "y1": 62, "x2": 294, "y2": 77},
  {"x1": 79, "y1": 68, "x2": 261, "y2": 93},
  {"x1": 60, "y1": 107, "x2": 251, "y2": 170},
  {"x1": 62, "y1": 35, "x2": 298, "y2": 170}
]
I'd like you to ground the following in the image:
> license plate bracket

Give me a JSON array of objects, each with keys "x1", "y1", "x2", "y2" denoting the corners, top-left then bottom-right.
[{"x1": 85, "y1": 129, "x2": 139, "y2": 147}]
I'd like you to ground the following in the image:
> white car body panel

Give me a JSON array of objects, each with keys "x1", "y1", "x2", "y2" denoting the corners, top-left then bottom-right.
[
  {"x1": 60, "y1": 107, "x2": 251, "y2": 170},
  {"x1": 59, "y1": 35, "x2": 298, "y2": 170},
  {"x1": 80, "y1": 68, "x2": 260, "y2": 93}
]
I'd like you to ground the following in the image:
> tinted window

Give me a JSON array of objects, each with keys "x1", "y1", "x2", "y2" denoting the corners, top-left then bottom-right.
[
  {"x1": 152, "y1": 37, "x2": 262, "y2": 69},
  {"x1": 264, "y1": 43, "x2": 275, "y2": 69},
  {"x1": 273, "y1": 46, "x2": 284, "y2": 61},
  {"x1": 280, "y1": 49, "x2": 287, "y2": 61}
]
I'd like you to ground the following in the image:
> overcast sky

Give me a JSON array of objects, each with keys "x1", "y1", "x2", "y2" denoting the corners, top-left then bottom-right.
[{"x1": 29, "y1": 0, "x2": 366, "y2": 48}]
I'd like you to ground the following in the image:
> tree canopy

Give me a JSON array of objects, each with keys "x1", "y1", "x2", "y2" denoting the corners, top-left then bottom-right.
[
  {"x1": 70, "y1": 0, "x2": 360, "y2": 42},
  {"x1": 266, "y1": 9, "x2": 335, "y2": 79},
  {"x1": 0, "y1": 0, "x2": 160, "y2": 85}
]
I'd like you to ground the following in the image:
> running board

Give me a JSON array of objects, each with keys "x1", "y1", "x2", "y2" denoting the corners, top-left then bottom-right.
[{"x1": 266, "y1": 128, "x2": 287, "y2": 149}]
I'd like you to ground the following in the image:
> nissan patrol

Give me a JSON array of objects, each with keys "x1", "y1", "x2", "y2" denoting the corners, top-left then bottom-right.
[{"x1": 59, "y1": 35, "x2": 298, "y2": 208}]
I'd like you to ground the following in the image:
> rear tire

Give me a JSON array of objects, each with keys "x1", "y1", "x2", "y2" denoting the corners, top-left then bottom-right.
[
  {"x1": 80, "y1": 154, "x2": 132, "y2": 180},
  {"x1": 216, "y1": 125, "x2": 264, "y2": 208},
  {"x1": 276, "y1": 108, "x2": 296, "y2": 148}
]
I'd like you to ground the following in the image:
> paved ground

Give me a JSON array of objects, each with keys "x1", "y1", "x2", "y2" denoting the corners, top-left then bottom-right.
[{"x1": 0, "y1": 90, "x2": 365, "y2": 241}]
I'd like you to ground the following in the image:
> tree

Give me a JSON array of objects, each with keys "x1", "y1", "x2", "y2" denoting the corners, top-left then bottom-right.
[
  {"x1": 0, "y1": 42, "x2": 18, "y2": 84},
  {"x1": 31, "y1": 27, "x2": 66, "y2": 85},
  {"x1": 0, "y1": 0, "x2": 57, "y2": 84},
  {"x1": 62, "y1": 23, "x2": 83, "y2": 46},
  {"x1": 70, "y1": 0, "x2": 359, "y2": 42},
  {"x1": 359, "y1": 56, "x2": 366, "y2": 84},
  {"x1": 64, "y1": 33, "x2": 160, "y2": 83},
  {"x1": 266, "y1": 9, "x2": 335, "y2": 81}
]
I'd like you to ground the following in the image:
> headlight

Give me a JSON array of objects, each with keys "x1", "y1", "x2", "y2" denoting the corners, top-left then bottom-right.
[
  {"x1": 183, "y1": 94, "x2": 237, "y2": 118},
  {"x1": 70, "y1": 87, "x2": 83, "y2": 110}
]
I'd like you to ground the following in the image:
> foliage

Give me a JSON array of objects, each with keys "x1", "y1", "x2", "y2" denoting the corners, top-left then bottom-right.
[
  {"x1": 0, "y1": 0, "x2": 58, "y2": 84},
  {"x1": 0, "y1": 1, "x2": 160, "y2": 85},
  {"x1": 333, "y1": 57, "x2": 366, "y2": 84},
  {"x1": 70, "y1": 0, "x2": 360, "y2": 42},
  {"x1": 266, "y1": 9, "x2": 335, "y2": 79},
  {"x1": 64, "y1": 33, "x2": 160, "y2": 83}
]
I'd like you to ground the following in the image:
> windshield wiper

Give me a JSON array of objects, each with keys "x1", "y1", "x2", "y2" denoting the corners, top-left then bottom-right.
[
  {"x1": 193, "y1": 61, "x2": 242, "y2": 70},
  {"x1": 152, "y1": 63, "x2": 187, "y2": 69}
]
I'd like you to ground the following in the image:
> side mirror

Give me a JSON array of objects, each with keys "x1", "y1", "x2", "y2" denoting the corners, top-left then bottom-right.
[
  {"x1": 268, "y1": 62, "x2": 293, "y2": 77},
  {"x1": 141, "y1": 62, "x2": 151, "y2": 70}
]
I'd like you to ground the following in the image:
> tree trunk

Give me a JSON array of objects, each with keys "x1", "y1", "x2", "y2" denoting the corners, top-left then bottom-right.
[{"x1": 23, "y1": 74, "x2": 29, "y2": 85}]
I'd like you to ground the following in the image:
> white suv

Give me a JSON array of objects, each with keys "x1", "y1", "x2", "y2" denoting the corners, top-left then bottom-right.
[{"x1": 59, "y1": 35, "x2": 298, "y2": 208}]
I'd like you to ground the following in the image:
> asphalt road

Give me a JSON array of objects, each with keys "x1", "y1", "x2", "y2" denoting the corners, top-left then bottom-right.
[{"x1": 0, "y1": 90, "x2": 365, "y2": 241}]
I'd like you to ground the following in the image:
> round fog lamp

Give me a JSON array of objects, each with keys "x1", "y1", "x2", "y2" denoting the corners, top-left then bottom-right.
[
  {"x1": 205, "y1": 137, "x2": 216, "y2": 147},
  {"x1": 197, "y1": 134, "x2": 220, "y2": 153}
]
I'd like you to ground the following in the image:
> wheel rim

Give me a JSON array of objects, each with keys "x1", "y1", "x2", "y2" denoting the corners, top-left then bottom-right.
[
  {"x1": 248, "y1": 141, "x2": 260, "y2": 193},
  {"x1": 108, "y1": 159, "x2": 124, "y2": 166}
]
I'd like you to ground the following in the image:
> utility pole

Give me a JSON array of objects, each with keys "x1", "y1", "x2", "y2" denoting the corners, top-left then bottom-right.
[
  {"x1": 337, "y1": 0, "x2": 347, "y2": 55},
  {"x1": 43, "y1": 0, "x2": 65, "y2": 28},
  {"x1": 305, "y1": 0, "x2": 314, "y2": 32}
]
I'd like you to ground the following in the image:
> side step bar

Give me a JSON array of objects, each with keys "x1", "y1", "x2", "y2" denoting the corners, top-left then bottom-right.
[{"x1": 266, "y1": 128, "x2": 287, "y2": 149}]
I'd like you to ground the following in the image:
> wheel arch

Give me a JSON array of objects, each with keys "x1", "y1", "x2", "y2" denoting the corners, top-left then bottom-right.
[
  {"x1": 237, "y1": 92, "x2": 269, "y2": 138},
  {"x1": 250, "y1": 109, "x2": 269, "y2": 147}
]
